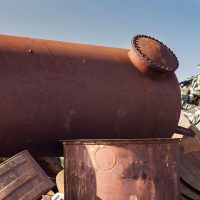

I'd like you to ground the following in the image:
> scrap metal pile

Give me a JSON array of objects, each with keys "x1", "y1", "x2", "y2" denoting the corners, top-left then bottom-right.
[
  {"x1": 179, "y1": 76, "x2": 200, "y2": 199},
  {"x1": 180, "y1": 74, "x2": 200, "y2": 126},
  {"x1": 0, "y1": 34, "x2": 198, "y2": 199}
]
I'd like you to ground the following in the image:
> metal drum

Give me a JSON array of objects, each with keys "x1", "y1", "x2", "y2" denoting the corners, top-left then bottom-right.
[{"x1": 63, "y1": 139, "x2": 180, "y2": 200}]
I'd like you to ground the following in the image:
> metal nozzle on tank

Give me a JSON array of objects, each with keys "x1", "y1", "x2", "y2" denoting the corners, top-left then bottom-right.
[
  {"x1": 128, "y1": 35, "x2": 179, "y2": 74},
  {"x1": 175, "y1": 125, "x2": 196, "y2": 137}
]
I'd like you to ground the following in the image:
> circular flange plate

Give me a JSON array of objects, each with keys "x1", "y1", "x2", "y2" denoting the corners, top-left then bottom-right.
[{"x1": 132, "y1": 35, "x2": 179, "y2": 72}]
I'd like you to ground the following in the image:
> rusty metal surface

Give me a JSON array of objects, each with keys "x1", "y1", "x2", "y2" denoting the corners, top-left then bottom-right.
[
  {"x1": 0, "y1": 34, "x2": 181, "y2": 156},
  {"x1": 180, "y1": 128, "x2": 200, "y2": 192},
  {"x1": 0, "y1": 150, "x2": 54, "y2": 200},
  {"x1": 129, "y1": 35, "x2": 179, "y2": 73},
  {"x1": 180, "y1": 194, "x2": 192, "y2": 200},
  {"x1": 63, "y1": 139, "x2": 180, "y2": 200},
  {"x1": 180, "y1": 152, "x2": 200, "y2": 192},
  {"x1": 180, "y1": 180, "x2": 200, "y2": 200}
]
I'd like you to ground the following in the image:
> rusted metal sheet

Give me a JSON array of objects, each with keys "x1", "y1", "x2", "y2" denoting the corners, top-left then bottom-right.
[
  {"x1": 0, "y1": 34, "x2": 180, "y2": 156},
  {"x1": 180, "y1": 127, "x2": 200, "y2": 192},
  {"x1": 180, "y1": 152, "x2": 200, "y2": 192},
  {"x1": 0, "y1": 150, "x2": 54, "y2": 200},
  {"x1": 63, "y1": 139, "x2": 180, "y2": 200},
  {"x1": 180, "y1": 194, "x2": 191, "y2": 200},
  {"x1": 180, "y1": 180, "x2": 200, "y2": 200}
]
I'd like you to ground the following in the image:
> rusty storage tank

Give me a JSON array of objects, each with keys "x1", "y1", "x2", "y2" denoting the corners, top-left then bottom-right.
[
  {"x1": 0, "y1": 34, "x2": 181, "y2": 156},
  {"x1": 63, "y1": 139, "x2": 180, "y2": 200},
  {"x1": 0, "y1": 150, "x2": 54, "y2": 200}
]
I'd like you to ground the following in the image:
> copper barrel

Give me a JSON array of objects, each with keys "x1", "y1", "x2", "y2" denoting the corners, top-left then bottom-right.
[
  {"x1": 63, "y1": 139, "x2": 180, "y2": 200},
  {"x1": 0, "y1": 34, "x2": 180, "y2": 156}
]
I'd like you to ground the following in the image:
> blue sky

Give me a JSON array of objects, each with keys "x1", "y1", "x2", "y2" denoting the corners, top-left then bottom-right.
[{"x1": 0, "y1": 0, "x2": 199, "y2": 81}]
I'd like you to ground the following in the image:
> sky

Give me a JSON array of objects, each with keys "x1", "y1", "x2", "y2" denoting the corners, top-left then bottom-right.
[{"x1": 0, "y1": 0, "x2": 199, "y2": 81}]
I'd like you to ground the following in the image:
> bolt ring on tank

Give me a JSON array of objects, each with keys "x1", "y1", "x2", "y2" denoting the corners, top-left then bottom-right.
[{"x1": 131, "y1": 34, "x2": 179, "y2": 72}]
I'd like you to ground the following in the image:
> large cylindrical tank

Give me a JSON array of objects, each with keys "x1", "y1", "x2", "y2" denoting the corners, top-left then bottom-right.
[{"x1": 0, "y1": 34, "x2": 181, "y2": 155}]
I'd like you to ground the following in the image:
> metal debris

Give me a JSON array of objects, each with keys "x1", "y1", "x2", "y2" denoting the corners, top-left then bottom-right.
[{"x1": 0, "y1": 150, "x2": 54, "y2": 200}]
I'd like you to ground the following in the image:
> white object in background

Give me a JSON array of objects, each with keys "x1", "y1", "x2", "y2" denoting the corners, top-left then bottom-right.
[{"x1": 51, "y1": 193, "x2": 64, "y2": 200}]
